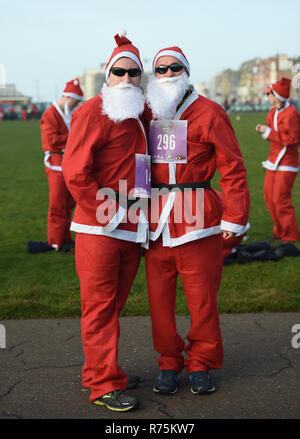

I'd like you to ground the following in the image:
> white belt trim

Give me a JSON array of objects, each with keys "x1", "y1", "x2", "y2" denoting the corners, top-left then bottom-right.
[
  {"x1": 262, "y1": 146, "x2": 287, "y2": 171},
  {"x1": 150, "y1": 224, "x2": 221, "y2": 247},
  {"x1": 44, "y1": 150, "x2": 64, "y2": 172},
  {"x1": 70, "y1": 209, "x2": 149, "y2": 244},
  {"x1": 102, "y1": 206, "x2": 126, "y2": 232},
  {"x1": 262, "y1": 159, "x2": 298, "y2": 172},
  {"x1": 277, "y1": 165, "x2": 298, "y2": 172}
]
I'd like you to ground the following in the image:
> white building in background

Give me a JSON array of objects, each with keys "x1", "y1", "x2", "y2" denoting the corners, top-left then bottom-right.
[
  {"x1": 0, "y1": 83, "x2": 30, "y2": 105},
  {"x1": 204, "y1": 54, "x2": 300, "y2": 104},
  {"x1": 193, "y1": 81, "x2": 209, "y2": 98},
  {"x1": 79, "y1": 63, "x2": 106, "y2": 101}
]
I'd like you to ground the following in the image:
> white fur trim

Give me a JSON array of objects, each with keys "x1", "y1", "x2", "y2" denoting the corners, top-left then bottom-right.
[
  {"x1": 44, "y1": 151, "x2": 63, "y2": 172},
  {"x1": 62, "y1": 92, "x2": 83, "y2": 101},
  {"x1": 105, "y1": 51, "x2": 143, "y2": 80},
  {"x1": 220, "y1": 220, "x2": 248, "y2": 235},
  {"x1": 262, "y1": 126, "x2": 271, "y2": 139},
  {"x1": 153, "y1": 50, "x2": 190, "y2": 75},
  {"x1": 261, "y1": 146, "x2": 287, "y2": 170},
  {"x1": 174, "y1": 86, "x2": 198, "y2": 120},
  {"x1": 272, "y1": 89, "x2": 287, "y2": 102},
  {"x1": 52, "y1": 101, "x2": 70, "y2": 130}
]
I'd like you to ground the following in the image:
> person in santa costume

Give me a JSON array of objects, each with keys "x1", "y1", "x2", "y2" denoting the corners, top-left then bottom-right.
[
  {"x1": 256, "y1": 77, "x2": 300, "y2": 243},
  {"x1": 62, "y1": 31, "x2": 149, "y2": 412},
  {"x1": 39, "y1": 78, "x2": 84, "y2": 251},
  {"x1": 144, "y1": 46, "x2": 250, "y2": 395}
]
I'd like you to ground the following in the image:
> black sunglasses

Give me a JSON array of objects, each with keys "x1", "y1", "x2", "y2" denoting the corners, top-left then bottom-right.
[
  {"x1": 266, "y1": 91, "x2": 274, "y2": 96},
  {"x1": 155, "y1": 63, "x2": 185, "y2": 75},
  {"x1": 110, "y1": 67, "x2": 141, "y2": 77}
]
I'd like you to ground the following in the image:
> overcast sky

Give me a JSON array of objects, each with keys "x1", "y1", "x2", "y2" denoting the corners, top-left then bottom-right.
[{"x1": 1, "y1": 0, "x2": 300, "y2": 101}]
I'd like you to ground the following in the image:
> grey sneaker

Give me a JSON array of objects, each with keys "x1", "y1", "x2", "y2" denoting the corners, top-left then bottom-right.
[
  {"x1": 94, "y1": 389, "x2": 139, "y2": 411},
  {"x1": 153, "y1": 370, "x2": 179, "y2": 394},
  {"x1": 189, "y1": 371, "x2": 215, "y2": 394}
]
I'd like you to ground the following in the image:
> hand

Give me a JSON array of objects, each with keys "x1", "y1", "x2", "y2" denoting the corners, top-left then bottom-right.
[
  {"x1": 222, "y1": 231, "x2": 236, "y2": 240},
  {"x1": 256, "y1": 124, "x2": 267, "y2": 134}
]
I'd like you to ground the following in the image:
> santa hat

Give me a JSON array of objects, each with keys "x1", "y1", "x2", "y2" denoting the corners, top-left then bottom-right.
[
  {"x1": 62, "y1": 78, "x2": 84, "y2": 101},
  {"x1": 105, "y1": 30, "x2": 143, "y2": 80},
  {"x1": 271, "y1": 77, "x2": 291, "y2": 101},
  {"x1": 152, "y1": 46, "x2": 190, "y2": 75}
]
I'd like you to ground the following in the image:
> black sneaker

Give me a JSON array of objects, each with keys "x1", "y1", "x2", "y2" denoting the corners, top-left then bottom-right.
[
  {"x1": 153, "y1": 370, "x2": 179, "y2": 394},
  {"x1": 126, "y1": 375, "x2": 140, "y2": 390},
  {"x1": 189, "y1": 371, "x2": 215, "y2": 394},
  {"x1": 94, "y1": 389, "x2": 139, "y2": 412}
]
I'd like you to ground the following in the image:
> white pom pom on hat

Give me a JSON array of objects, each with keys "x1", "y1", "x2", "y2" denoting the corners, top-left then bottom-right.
[{"x1": 118, "y1": 29, "x2": 127, "y2": 38}]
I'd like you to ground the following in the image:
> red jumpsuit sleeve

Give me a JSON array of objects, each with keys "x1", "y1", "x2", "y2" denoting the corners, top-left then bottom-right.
[
  {"x1": 40, "y1": 110, "x2": 68, "y2": 151},
  {"x1": 211, "y1": 112, "x2": 250, "y2": 227},
  {"x1": 62, "y1": 109, "x2": 119, "y2": 226}
]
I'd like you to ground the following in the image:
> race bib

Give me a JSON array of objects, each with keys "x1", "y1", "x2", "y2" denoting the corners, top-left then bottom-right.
[
  {"x1": 133, "y1": 153, "x2": 151, "y2": 198},
  {"x1": 149, "y1": 120, "x2": 188, "y2": 164}
]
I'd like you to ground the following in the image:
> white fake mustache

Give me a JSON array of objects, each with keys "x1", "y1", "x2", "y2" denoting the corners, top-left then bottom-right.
[{"x1": 111, "y1": 81, "x2": 137, "y2": 90}]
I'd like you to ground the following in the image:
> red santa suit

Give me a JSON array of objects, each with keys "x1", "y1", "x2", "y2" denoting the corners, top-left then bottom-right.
[
  {"x1": 40, "y1": 78, "x2": 83, "y2": 249},
  {"x1": 261, "y1": 78, "x2": 300, "y2": 242},
  {"x1": 62, "y1": 34, "x2": 148, "y2": 403},
  {"x1": 145, "y1": 49, "x2": 250, "y2": 374}
]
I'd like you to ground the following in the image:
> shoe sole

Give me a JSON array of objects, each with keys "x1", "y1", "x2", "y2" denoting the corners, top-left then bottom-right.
[
  {"x1": 191, "y1": 385, "x2": 215, "y2": 395},
  {"x1": 94, "y1": 400, "x2": 138, "y2": 412},
  {"x1": 153, "y1": 386, "x2": 178, "y2": 394}
]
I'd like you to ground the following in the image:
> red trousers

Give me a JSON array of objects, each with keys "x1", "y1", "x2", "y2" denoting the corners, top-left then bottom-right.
[
  {"x1": 264, "y1": 170, "x2": 299, "y2": 242},
  {"x1": 46, "y1": 167, "x2": 75, "y2": 248},
  {"x1": 145, "y1": 234, "x2": 223, "y2": 373},
  {"x1": 75, "y1": 234, "x2": 141, "y2": 402}
]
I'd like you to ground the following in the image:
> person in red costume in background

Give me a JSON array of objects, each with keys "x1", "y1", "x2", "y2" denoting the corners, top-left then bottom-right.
[
  {"x1": 144, "y1": 46, "x2": 250, "y2": 396},
  {"x1": 62, "y1": 31, "x2": 149, "y2": 412},
  {"x1": 40, "y1": 78, "x2": 84, "y2": 251},
  {"x1": 256, "y1": 78, "x2": 300, "y2": 243}
]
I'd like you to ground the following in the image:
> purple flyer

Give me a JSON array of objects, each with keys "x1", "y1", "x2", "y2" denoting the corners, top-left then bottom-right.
[
  {"x1": 133, "y1": 153, "x2": 151, "y2": 198},
  {"x1": 149, "y1": 120, "x2": 188, "y2": 163}
]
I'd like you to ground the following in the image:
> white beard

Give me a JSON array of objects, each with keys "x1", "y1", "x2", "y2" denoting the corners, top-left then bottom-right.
[
  {"x1": 64, "y1": 101, "x2": 73, "y2": 129},
  {"x1": 101, "y1": 82, "x2": 145, "y2": 123},
  {"x1": 146, "y1": 72, "x2": 190, "y2": 120}
]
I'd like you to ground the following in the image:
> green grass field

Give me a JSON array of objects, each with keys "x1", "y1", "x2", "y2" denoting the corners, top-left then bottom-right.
[{"x1": 0, "y1": 114, "x2": 300, "y2": 319}]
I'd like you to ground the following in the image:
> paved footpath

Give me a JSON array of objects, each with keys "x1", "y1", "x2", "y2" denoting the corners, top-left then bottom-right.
[{"x1": 0, "y1": 313, "x2": 299, "y2": 421}]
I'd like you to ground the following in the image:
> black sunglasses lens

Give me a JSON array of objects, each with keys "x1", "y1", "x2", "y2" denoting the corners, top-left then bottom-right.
[
  {"x1": 155, "y1": 64, "x2": 184, "y2": 74},
  {"x1": 110, "y1": 68, "x2": 141, "y2": 77},
  {"x1": 111, "y1": 68, "x2": 126, "y2": 77},
  {"x1": 170, "y1": 63, "x2": 184, "y2": 72},
  {"x1": 128, "y1": 69, "x2": 141, "y2": 77},
  {"x1": 155, "y1": 66, "x2": 168, "y2": 74}
]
